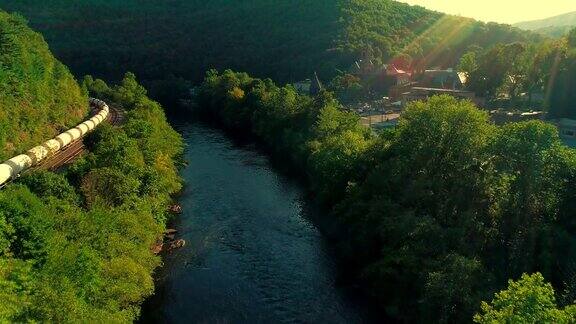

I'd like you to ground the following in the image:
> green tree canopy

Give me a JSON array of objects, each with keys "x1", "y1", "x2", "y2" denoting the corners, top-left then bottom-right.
[{"x1": 474, "y1": 273, "x2": 576, "y2": 324}]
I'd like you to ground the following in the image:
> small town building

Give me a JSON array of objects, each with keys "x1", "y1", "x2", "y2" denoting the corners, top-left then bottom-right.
[
  {"x1": 490, "y1": 110, "x2": 546, "y2": 125},
  {"x1": 386, "y1": 64, "x2": 411, "y2": 85},
  {"x1": 413, "y1": 69, "x2": 465, "y2": 90},
  {"x1": 292, "y1": 72, "x2": 323, "y2": 96},
  {"x1": 558, "y1": 119, "x2": 576, "y2": 138},
  {"x1": 401, "y1": 87, "x2": 481, "y2": 107},
  {"x1": 556, "y1": 118, "x2": 576, "y2": 145},
  {"x1": 293, "y1": 79, "x2": 311, "y2": 94}
]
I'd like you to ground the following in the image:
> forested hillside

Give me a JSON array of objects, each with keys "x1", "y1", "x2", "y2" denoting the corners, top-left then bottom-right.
[
  {"x1": 0, "y1": 9, "x2": 183, "y2": 321},
  {"x1": 0, "y1": 0, "x2": 540, "y2": 99},
  {"x1": 514, "y1": 11, "x2": 576, "y2": 38},
  {"x1": 515, "y1": 11, "x2": 576, "y2": 31},
  {"x1": 194, "y1": 69, "x2": 576, "y2": 322},
  {"x1": 0, "y1": 10, "x2": 86, "y2": 160},
  {"x1": 0, "y1": 73, "x2": 183, "y2": 322}
]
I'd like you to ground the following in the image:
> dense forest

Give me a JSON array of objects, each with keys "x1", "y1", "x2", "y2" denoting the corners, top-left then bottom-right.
[
  {"x1": 0, "y1": 11, "x2": 86, "y2": 160},
  {"x1": 458, "y1": 28, "x2": 576, "y2": 117},
  {"x1": 0, "y1": 0, "x2": 541, "y2": 105},
  {"x1": 0, "y1": 73, "x2": 183, "y2": 322},
  {"x1": 0, "y1": 10, "x2": 183, "y2": 321},
  {"x1": 194, "y1": 69, "x2": 576, "y2": 322}
]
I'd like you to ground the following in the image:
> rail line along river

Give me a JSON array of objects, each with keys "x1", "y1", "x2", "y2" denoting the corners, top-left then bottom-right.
[{"x1": 140, "y1": 121, "x2": 375, "y2": 323}]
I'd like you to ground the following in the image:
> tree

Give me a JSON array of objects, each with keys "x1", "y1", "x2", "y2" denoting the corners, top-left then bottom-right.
[
  {"x1": 458, "y1": 51, "x2": 478, "y2": 80},
  {"x1": 18, "y1": 171, "x2": 79, "y2": 204},
  {"x1": 467, "y1": 43, "x2": 528, "y2": 101},
  {"x1": 81, "y1": 168, "x2": 141, "y2": 208},
  {"x1": 567, "y1": 27, "x2": 576, "y2": 48},
  {"x1": 474, "y1": 273, "x2": 576, "y2": 323}
]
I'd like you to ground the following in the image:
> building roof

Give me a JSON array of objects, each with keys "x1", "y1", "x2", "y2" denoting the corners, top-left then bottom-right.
[
  {"x1": 417, "y1": 69, "x2": 463, "y2": 90},
  {"x1": 386, "y1": 64, "x2": 409, "y2": 76},
  {"x1": 409, "y1": 87, "x2": 473, "y2": 94}
]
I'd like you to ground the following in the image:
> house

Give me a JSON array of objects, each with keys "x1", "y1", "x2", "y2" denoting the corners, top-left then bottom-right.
[
  {"x1": 556, "y1": 118, "x2": 576, "y2": 139},
  {"x1": 386, "y1": 64, "x2": 411, "y2": 85},
  {"x1": 293, "y1": 79, "x2": 311, "y2": 94},
  {"x1": 293, "y1": 72, "x2": 323, "y2": 96},
  {"x1": 413, "y1": 69, "x2": 464, "y2": 90},
  {"x1": 556, "y1": 119, "x2": 576, "y2": 147},
  {"x1": 401, "y1": 87, "x2": 481, "y2": 107}
]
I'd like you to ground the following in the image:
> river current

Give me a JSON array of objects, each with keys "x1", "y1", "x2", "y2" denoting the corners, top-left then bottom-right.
[{"x1": 140, "y1": 122, "x2": 374, "y2": 323}]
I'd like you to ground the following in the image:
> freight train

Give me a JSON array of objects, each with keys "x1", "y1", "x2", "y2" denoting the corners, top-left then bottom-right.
[{"x1": 0, "y1": 98, "x2": 109, "y2": 187}]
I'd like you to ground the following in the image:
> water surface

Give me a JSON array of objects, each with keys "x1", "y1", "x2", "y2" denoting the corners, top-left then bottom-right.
[{"x1": 140, "y1": 122, "x2": 374, "y2": 323}]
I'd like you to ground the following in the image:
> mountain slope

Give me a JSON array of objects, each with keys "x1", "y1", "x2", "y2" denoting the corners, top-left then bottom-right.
[
  {"x1": 0, "y1": 0, "x2": 541, "y2": 94},
  {"x1": 514, "y1": 11, "x2": 576, "y2": 30},
  {"x1": 0, "y1": 10, "x2": 86, "y2": 160}
]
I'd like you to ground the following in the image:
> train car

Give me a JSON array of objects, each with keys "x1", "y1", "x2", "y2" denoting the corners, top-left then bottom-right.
[
  {"x1": 84, "y1": 120, "x2": 96, "y2": 131},
  {"x1": 76, "y1": 123, "x2": 90, "y2": 136},
  {"x1": 6, "y1": 154, "x2": 33, "y2": 175},
  {"x1": 0, "y1": 98, "x2": 110, "y2": 187},
  {"x1": 96, "y1": 112, "x2": 106, "y2": 122},
  {"x1": 0, "y1": 164, "x2": 13, "y2": 186},
  {"x1": 27, "y1": 145, "x2": 49, "y2": 165},
  {"x1": 66, "y1": 128, "x2": 82, "y2": 141},
  {"x1": 56, "y1": 131, "x2": 74, "y2": 148},
  {"x1": 43, "y1": 139, "x2": 61, "y2": 155}
]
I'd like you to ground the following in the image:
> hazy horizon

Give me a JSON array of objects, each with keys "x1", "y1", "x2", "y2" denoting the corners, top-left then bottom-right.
[{"x1": 398, "y1": 0, "x2": 575, "y2": 24}]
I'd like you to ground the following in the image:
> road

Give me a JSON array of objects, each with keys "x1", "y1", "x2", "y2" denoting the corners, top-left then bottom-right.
[{"x1": 28, "y1": 104, "x2": 123, "y2": 172}]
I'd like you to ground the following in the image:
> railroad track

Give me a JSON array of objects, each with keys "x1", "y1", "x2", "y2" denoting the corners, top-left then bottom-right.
[{"x1": 28, "y1": 105, "x2": 123, "y2": 172}]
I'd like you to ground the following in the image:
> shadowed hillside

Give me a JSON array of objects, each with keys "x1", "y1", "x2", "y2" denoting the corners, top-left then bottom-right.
[{"x1": 0, "y1": 0, "x2": 541, "y2": 90}]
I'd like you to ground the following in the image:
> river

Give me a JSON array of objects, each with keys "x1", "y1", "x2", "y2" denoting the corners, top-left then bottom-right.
[{"x1": 140, "y1": 122, "x2": 375, "y2": 323}]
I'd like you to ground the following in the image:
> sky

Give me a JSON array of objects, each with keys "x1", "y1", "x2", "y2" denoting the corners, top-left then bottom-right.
[{"x1": 397, "y1": 0, "x2": 576, "y2": 24}]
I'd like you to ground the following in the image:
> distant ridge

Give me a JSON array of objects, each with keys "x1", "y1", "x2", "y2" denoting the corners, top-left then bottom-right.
[{"x1": 514, "y1": 11, "x2": 576, "y2": 30}]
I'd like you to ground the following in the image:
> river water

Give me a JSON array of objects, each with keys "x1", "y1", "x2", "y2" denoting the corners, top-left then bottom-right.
[{"x1": 140, "y1": 122, "x2": 374, "y2": 323}]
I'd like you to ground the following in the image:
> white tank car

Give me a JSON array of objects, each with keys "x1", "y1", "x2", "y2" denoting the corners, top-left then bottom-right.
[
  {"x1": 76, "y1": 124, "x2": 90, "y2": 136},
  {"x1": 27, "y1": 146, "x2": 49, "y2": 165},
  {"x1": 96, "y1": 113, "x2": 106, "y2": 122},
  {"x1": 84, "y1": 120, "x2": 96, "y2": 131},
  {"x1": 0, "y1": 98, "x2": 110, "y2": 187},
  {"x1": 0, "y1": 164, "x2": 12, "y2": 186},
  {"x1": 5, "y1": 154, "x2": 33, "y2": 175},
  {"x1": 43, "y1": 139, "x2": 61, "y2": 155},
  {"x1": 90, "y1": 116, "x2": 101, "y2": 124},
  {"x1": 56, "y1": 132, "x2": 74, "y2": 148},
  {"x1": 66, "y1": 128, "x2": 82, "y2": 141}
]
